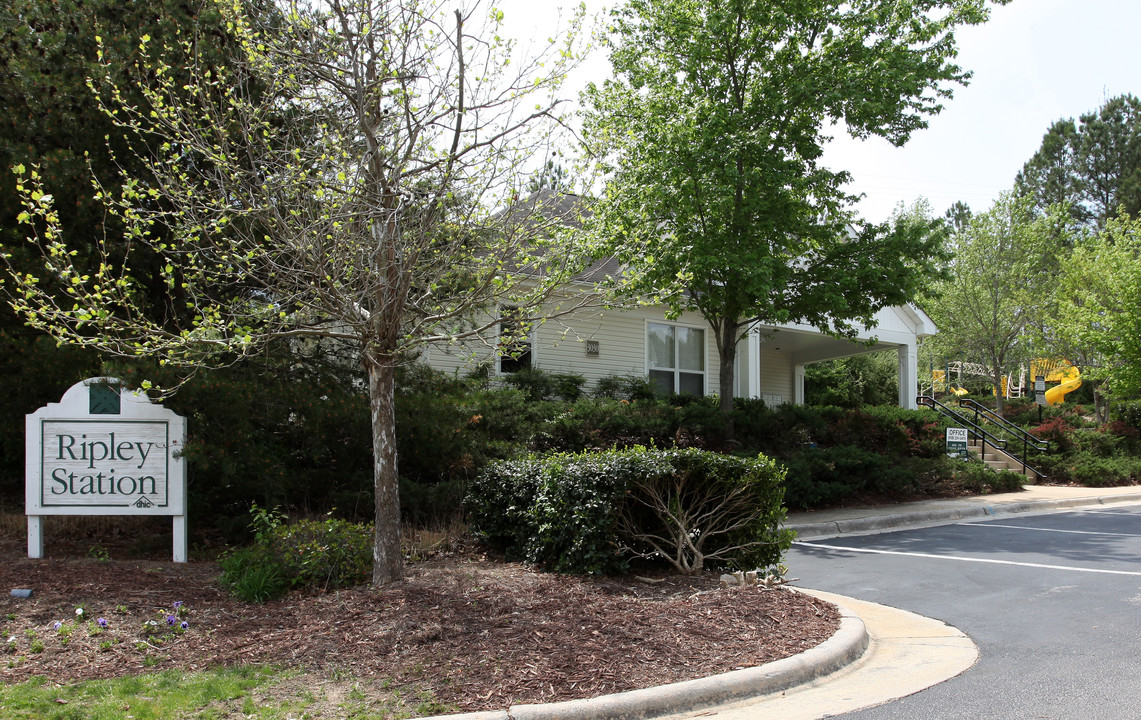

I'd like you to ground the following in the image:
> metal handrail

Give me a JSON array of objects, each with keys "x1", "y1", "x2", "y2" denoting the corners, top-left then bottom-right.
[
  {"x1": 916, "y1": 395, "x2": 1007, "y2": 450},
  {"x1": 956, "y1": 398, "x2": 1049, "y2": 477},
  {"x1": 916, "y1": 395, "x2": 1046, "y2": 480}
]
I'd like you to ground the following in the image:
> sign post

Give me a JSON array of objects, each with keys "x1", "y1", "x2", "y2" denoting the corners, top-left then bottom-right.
[
  {"x1": 26, "y1": 377, "x2": 187, "y2": 562},
  {"x1": 946, "y1": 427, "x2": 969, "y2": 460}
]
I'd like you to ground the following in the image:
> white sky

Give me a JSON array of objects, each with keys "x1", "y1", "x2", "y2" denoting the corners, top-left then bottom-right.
[{"x1": 494, "y1": 0, "x2": 1141, "y2": 223}]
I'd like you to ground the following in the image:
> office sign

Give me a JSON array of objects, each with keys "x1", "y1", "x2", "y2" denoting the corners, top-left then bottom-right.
[{"x1": 946, "y1": 427, "x2": 969, "y2": 460}]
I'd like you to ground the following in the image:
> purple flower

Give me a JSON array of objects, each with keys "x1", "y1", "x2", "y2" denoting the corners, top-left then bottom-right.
[
  {"x1": 172, "y1": 601, "x2": 183, "y2": 609},
  {"x1": 180, "y1": 621, "x2": 189, "y2": 630},
  {"x1": 97, "y1": 618, "x2": 108, "y2": 628},
  {"x1": 53, "y1": 621, "x2": 62, "y2": 630},
  {"x1": 166, "y1": 615, "x2": 177, "y2": 626}
]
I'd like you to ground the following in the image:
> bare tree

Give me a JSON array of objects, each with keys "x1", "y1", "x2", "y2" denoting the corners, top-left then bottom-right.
[{"x1": 4, "y1": 0, "x2": 593, "y2": 585}]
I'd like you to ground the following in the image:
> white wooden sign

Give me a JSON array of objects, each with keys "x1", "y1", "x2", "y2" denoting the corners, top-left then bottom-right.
[{"x1": 26, "y1": 377, "x2": 187, "y2": 561}]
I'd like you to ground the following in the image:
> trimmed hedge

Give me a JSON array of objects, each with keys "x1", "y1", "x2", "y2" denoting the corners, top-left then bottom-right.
[{"x1": 465, "y1": 446, "x2": 793, "y2": 575}]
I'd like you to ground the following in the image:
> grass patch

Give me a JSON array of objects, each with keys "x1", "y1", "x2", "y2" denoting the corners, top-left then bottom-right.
[
  {"x1": 0, "y1": 666, "x2": 299, "y2": 719},
  {"x1": 0, "y1": 666, "x2": 456, "y2": 719}
]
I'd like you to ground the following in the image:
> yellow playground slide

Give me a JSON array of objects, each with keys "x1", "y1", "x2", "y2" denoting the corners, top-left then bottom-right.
[{"x1": 1044, "y1": 364, "x2": 1081, "y2": 406}]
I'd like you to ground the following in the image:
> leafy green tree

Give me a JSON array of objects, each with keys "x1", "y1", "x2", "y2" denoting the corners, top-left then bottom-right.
[
  {"x1": 2, "y1": 0, "x2": 590, "y2": 586},
  {"x1": 1052, "y1": 214, "x2": 1141, "y2": 412},
  {"x1": 583, "y1": 0, "x2": 1003, "y2": 432},
  {"x1": 805, "y1": 352, "x2": 901, "y2": 409},
  {"x1": 0, "y1": 0, "x2": 276, "y2": 332},
  {"x1": 924, "y1": 193, "x2": 1063, "y2": 412},
  {"x1": 1016, "y1": 94, "x2": 1141, "y2": 229}
]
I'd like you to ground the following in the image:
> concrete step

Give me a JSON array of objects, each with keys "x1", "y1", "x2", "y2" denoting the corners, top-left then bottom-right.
[{"x1": 967, "y1": 443, "x2": 1040, "y2": 484}]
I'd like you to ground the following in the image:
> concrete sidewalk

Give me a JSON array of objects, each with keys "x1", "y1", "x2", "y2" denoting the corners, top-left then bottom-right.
[{"x1": 786, "y1": 484, "x2": 1141, "y2": 540}]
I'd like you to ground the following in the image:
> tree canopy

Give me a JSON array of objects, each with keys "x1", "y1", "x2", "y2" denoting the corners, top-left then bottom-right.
[
  {"x1": 1015, "y1": 94, "x2": 1141, "y2": 229},
  {"x1": 2, "y1": 0, "x2": 590, "y2": 585},
  {"x1": 0, "y1": 0, "x2": 264, "y2": 332},
  {"x1": 583, "y1": 0, "x2": 1004, "y2": 426},
  {"x1": 1052, "y1": 214, "x2": 1141, "y2": 405},
  {"x1": 922, "y1": 193, "x2": 1063, "y2": 411}
]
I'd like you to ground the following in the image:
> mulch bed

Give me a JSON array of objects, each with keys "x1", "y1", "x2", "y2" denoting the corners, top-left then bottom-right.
[{"x1": 0, "y1": 537, "x2": 839, "y2": 712}]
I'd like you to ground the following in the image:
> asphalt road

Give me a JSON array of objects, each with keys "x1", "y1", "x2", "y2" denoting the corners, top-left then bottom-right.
[{"x1": 788, "y1": 503, "x2": 1141, "y2": 720}]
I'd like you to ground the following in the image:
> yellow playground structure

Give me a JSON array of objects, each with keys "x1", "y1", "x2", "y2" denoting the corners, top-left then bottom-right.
[
  {"x1": 931, "y1": 359, "x2": 1081, "y2": 405},
  {"x1": 1033, "y1": 359, "x2": 1082, "y2": 406}
]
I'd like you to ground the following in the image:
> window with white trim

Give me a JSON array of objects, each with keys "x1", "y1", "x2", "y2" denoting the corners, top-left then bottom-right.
[
  {"x1": 647, "y1": 322, "x2": 705, "y2": 396},
  {"x1": 498, "y1": 309, "x2": 532, "y2": 374}
]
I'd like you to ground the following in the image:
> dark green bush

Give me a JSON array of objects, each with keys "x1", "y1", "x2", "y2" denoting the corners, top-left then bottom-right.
[
  {"x1": 1040, "y1": 452, "x2": 1141, "y2": 487},
  {"x1": 466, "y1": 446, "x2": 792, "y2": 575},
  {"x1": 466, "y1": 452, "x2": 631, "y2": 574},
  {"x1": 218, "y1": 506, "x2": 371, "y2": 601},
  {"x1": 272, "y1": 516, "x2": 372, "y2": 590},
  {"x1": 531, "y1": 397, "x2": 713, "y2": 453},
  {"x1": 501, "y1": 367, "x2": 586, "y2": 402},
  {"x1": 113, "y1": 353, "x2": 374, "y2": 533},
  {"x1": 0, "y1": 333, "x2": 101, "y2": 499},
  {"x1": 951, "y1": 459, "x2": 1025, "y2": 494},
  {"x1": 1114, "y1": 401, "x2": 1141, "y2": 431},
  {"x1": 779, "y1": 445, "x2": 917, "y2": 509},
  {"x1": 619, "y1": 448, "x2": 792, "y2": 573},
  {"x1": 592, "y1": 374, "x2": 657, "y2": 401}
]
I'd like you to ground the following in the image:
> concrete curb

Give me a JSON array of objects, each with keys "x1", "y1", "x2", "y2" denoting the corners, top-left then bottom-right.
[
  {"x1": 427, "y1": 599, "x2": 869, "y2": 720},
  {"x1": 788, "y1": 491, "x2": 1141, "y2": 540}
]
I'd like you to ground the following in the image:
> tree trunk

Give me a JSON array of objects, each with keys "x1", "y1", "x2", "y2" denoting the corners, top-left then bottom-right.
[
  {"x1": 366, "y1": 351, "x2": 404, "y2": 586},
  {"x1": 716, "y1": 319, "x2": 740, "y2": 442},
  {"x1": 990, "y1": 352, "x2": 1006, "y2": 414}
]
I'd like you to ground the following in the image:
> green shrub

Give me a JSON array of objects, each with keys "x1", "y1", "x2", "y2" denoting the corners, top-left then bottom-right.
[
  {"x1": 531, "y1": 398, "x2": 683, "y2": 452},
  {"x1": 466, "y1": 452, "x2": 630, "y2": 574},
  {"x1": 1055, "y1": 454, "x2": 1141, "y2": 487},
  {"x1": 272, "y1": 516, "x2": 372, "y2": 590},
  {"x1": 619, "y1": 448, "x2": 792, "y2": 573},
  {"x1": 780, "y1": 445, "x2": 918, "y2": 509},
  {"x1": 218, "y1": 507, "x2": 371, "y2": 601},
  {"x1": 951, "y1": 459, "x2": 1024, "y2": 494},
  {"x1": 592, "y1": 374, "x2": 657, "y2": 401},
  {"x1": 0, "y1": 333, "x2": 101, "y2": 499},
  {"x1": 115, "y1": 353, "x2": 374, "y2": 532},
  {"x1": 218, "y1": 546, "x2": 287, "y2": 603},
  {"x1": 1114, "y1": 400, "x2": 1141, "y2": 431},
  {"x1": 501, "y1": 368, "x2": 586, "y2": 402},
  {"x1": 466, "y1": 447, "x2": 792, "y2": 575}
]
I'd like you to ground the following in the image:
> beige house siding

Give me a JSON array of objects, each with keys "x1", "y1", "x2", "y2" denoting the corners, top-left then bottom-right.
[
  {"x1": 420, "y1": 301, "x2": 932, "y2": 408},
  {"x1": 758, "y1": 346, "x2": 793, "y2": 405},
  {"x1": 422, "y1": 305, "x2": 721, "y2": 396}
]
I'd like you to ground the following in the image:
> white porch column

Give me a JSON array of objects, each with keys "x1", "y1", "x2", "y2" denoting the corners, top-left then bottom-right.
[
  {"x1": 898, "y1": 343, "x2": 918, "y2": 409},
  {"x1": 747, "y1": 327, "x2": 761, "y2": 399},
  {"x1": 793, "y1": 364, "x2": 806, "y2": 405}
]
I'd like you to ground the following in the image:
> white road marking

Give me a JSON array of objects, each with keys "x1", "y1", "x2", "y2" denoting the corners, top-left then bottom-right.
[
  {"x1": 959, "y1": 522, "x2": 1141, "y2": 538},
  {"x1": 794, "y1": 541, "x2": 1141, "y2": 576},
  {"x1": 1077, "y1": 509, "x2": 1141, "y2": 516}
]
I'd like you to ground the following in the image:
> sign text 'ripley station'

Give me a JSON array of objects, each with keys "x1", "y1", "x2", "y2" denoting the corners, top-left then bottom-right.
[{"x1": 47, "y1": 429, "x2": 164, "y2": 502}]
